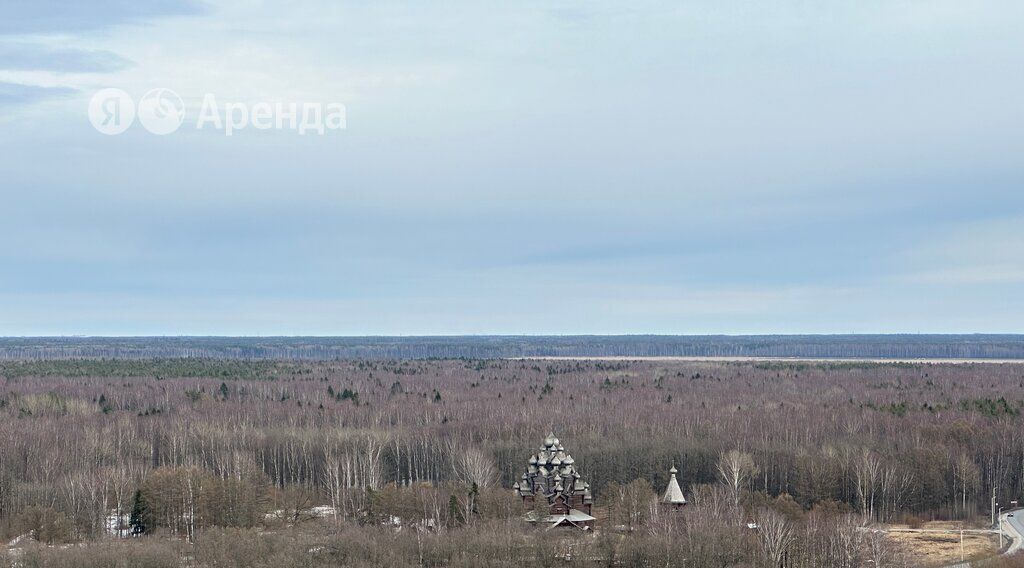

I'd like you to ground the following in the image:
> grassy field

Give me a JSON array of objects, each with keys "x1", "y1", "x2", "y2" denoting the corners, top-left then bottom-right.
[{"x1": 886, "y1": 521, "x2": 1001, "y2": 566}]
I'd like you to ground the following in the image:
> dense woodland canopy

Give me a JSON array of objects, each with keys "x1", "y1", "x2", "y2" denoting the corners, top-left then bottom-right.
[
  {"x1": 3, "y1": 335, "x2": 1024, "y2": 360},
  {"x1": 3, "y1": 358, "x2": 1024, "y2": 567}
]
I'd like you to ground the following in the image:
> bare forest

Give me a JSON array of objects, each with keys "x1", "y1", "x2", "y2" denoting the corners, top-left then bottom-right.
[
  {"x1": 3, "y1": 335, "x2": 1024, "y2": 360},
  {"x1": 3, "y1": 358, "x2": 1024, "y2": 567}
]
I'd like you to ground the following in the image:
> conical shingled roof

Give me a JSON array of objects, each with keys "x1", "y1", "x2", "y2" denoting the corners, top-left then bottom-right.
[{"x1": 661, "y1": 465, "x2": 686, "y2": 505}]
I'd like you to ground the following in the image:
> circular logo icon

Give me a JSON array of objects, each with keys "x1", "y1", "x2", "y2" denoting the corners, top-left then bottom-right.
[
  {"x1": 138, "y1": 88, "x2": 185, "y2": 135},
  {"x1": 88, "y1": 88, "x2": 135, "y2": 135}
]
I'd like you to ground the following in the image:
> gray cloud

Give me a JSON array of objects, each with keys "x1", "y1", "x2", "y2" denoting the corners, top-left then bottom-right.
[
  {"x1": 0, "y1": 0, "x2": 200, "y2": 108},
  {"x1": 0, "y1": 42, "x2": 132, "y2": 73},
  {"x1": 0, "y1": 81, "x2": 75, "y2": 106},
  {"x1": 0, "y1": 0, "x2": 205, "y2": 35}
]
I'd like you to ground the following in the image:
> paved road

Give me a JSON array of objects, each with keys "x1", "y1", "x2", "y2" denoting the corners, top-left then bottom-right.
[{"x1": 1002, "y1": 509, "x2": 1024, "y2": 556}]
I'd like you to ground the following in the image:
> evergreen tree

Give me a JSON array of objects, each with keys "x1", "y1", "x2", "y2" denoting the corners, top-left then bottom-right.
[
  {"x1": 469, "y1": 482, "x2": 480, "y2": 515},
  {"x1": 129, "y1": 490, "x2": 147, "y2": 535},
  {"x1": 447, "y1": 495, "x2": 463, "y2": 527}
]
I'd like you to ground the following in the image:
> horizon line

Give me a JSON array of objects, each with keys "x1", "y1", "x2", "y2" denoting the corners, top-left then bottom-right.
[{"x1": 3, "y1": 333, "x2": 1024, "y2": 339}]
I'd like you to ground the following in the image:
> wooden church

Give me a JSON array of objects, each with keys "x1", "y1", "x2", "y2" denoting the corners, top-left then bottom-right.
[{"x1": 513, "y1": 432, "x2": 596, "y2": 529}]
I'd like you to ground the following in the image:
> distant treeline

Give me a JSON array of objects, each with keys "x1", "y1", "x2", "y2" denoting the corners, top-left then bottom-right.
[{"x1": 1, "y1": 334, "x2": 1024, "y2": 360}]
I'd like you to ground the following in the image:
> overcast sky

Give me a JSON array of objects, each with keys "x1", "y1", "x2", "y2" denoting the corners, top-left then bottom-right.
[{"x1": 1, "y1": 0, "x2": 1023, "y2": 335}]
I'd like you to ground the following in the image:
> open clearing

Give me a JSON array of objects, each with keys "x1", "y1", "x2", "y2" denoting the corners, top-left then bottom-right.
[{"x1": 885, "y1": 522, "x2": 1001, "y2": 566}]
